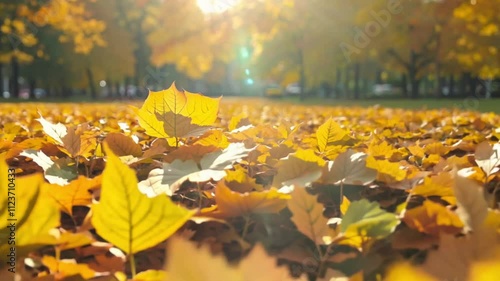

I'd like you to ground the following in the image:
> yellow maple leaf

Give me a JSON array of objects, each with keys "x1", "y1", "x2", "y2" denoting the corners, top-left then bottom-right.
[
  {"x1": 132, "y1": 82, "x2": 221, "y2": 139},
  {"x1": 366, "y1": 156, "x2": 406, "y2": 182},
  {"x1": 368, "y1": 140, "x2": 396, "y2": 159},
  {"x1": 316, "y1": 118, "x2": 353, "y2": 154}
]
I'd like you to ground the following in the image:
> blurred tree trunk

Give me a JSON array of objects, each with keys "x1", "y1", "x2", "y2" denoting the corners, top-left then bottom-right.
[
  {"x1": 86, "y1": 68, "x2": 97, "y2": 99},
  {"x1": 459, "y1": 72, "x2": 471, "y2": 97},
  {"x1": 470, "y1": 76, "x2": 478, "y2": 97},
  {"x1": 449, "y1": 75, "x2": 455, "y2": 96},
  {"x1": 10, "y1": 57, "x2": 19, "y2": 99},
  {"x1": 335, "y1": 68, "x2": 341, "y2": 98},
  {"x1": 114, "y1": 81, "x2": 120, "y2": 97},
  {"x1": 29, "y1": 79, "x2": 35, "y2": 99},
  {"x1": 437, "y1": 76, "x2": 445, "y2": 98},
  {"x1": 298, "y1": 48, "x2": 306, "y2": 101},
  {"x1": 0, "y1": 63, "x2": 3, "y2": 95},
  {"x1": 401, "y1": 73, "x2": 408, "y2": 97},
  {"x1": 344, "y1": 66, "x2": 350, "y2": 99},
  {"x1": 375, "y1": 69, "x2": 383, "y2": 84},
  {"x1": 408, "y1": 50, "x2": 420, "y2": 99},
  {"x1": 353, "y1": 63, "x2": 360, "y2": 100}
]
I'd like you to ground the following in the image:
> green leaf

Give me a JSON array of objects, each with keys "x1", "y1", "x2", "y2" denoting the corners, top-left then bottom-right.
[
  {"x1": 91, "y1": 143, "x2": 195, "y2": 254},
  {"x1": 341, "y1": 199, "x2": 399, "y2": 239}
]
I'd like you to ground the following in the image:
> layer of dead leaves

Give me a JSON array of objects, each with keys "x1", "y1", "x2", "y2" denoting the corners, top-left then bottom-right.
[{"x1": 1, "y1": 86, "x2": 500, "y2": 281}]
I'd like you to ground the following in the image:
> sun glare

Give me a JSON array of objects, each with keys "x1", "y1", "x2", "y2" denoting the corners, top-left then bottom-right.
[{"x1": 196, "y1": 0, "x2": 238, "y2": 14}]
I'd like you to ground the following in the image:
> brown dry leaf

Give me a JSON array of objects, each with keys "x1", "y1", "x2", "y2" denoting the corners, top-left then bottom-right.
[
  {"x1": 61, "y1": 123, "x2": 96, "y2": 158},
  {"x1": 320, "y1": 150, "x2": 376, "y2": 185},
  {"x1": 419, "y1": 210, "x2": 500, "y2": 281},
  {"x1": 214, "y1": 180, "x2": 290, "y2": 218},
  {"x1": 453, "y1": 169, "x2": 489, "y2": 232},
  {"x1": 104, "y1": 132, "x2": 142, "y2": 157},
  {"x1": 142, "y1": 138, "x2": 171, "y2": 159},
  {"x1": 163, "y1": 144, "x2": 218, "y2": 163},
  {"x1": 287, "y1": 186, "x2": 330, "y2": 245},
  {"x1": 37, "y1": 115, "x2": 96, "y2": 158}
]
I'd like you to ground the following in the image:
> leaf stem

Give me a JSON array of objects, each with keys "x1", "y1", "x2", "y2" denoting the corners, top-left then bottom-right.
[
  {"x1": 197, "y1": 182, "x2": 203, "y2": 209},
  {"x1": 129, "y1": 254, "x2": 137, "y2": 278}
]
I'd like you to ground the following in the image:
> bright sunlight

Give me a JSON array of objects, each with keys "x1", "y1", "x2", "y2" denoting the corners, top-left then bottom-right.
[{"x1": 196, "y1": 0, "x2": 238, "y2": 14}]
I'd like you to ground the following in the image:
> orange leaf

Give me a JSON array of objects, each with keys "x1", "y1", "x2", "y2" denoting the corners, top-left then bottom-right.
[
  {"x1": 44, "y1": 175, "x2": 101, "y2": 215},
  {"x1": 215, "y1": 180, "x2": 290, "y2": 218},
  {"x1": 403, "y1": 200, "x2": 464, "y2": 236},
  {"x1": 42, "y1": 255, "x2": 95, "y2": 279}
]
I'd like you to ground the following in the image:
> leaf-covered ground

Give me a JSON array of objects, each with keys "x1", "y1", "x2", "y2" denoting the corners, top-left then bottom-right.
[{"x1": 1, "y1": 85, "x2": 500, "y2": 281}]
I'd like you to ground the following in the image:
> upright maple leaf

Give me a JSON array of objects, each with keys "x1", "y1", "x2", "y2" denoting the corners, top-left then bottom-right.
[{"x1": 132, "y1": 82, "x2": 221, "y2": 139}]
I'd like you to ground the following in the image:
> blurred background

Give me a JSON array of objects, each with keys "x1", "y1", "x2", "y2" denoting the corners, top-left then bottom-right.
[{"x1": 0, "y1": 0, "x2": 499, "y2": 101}]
